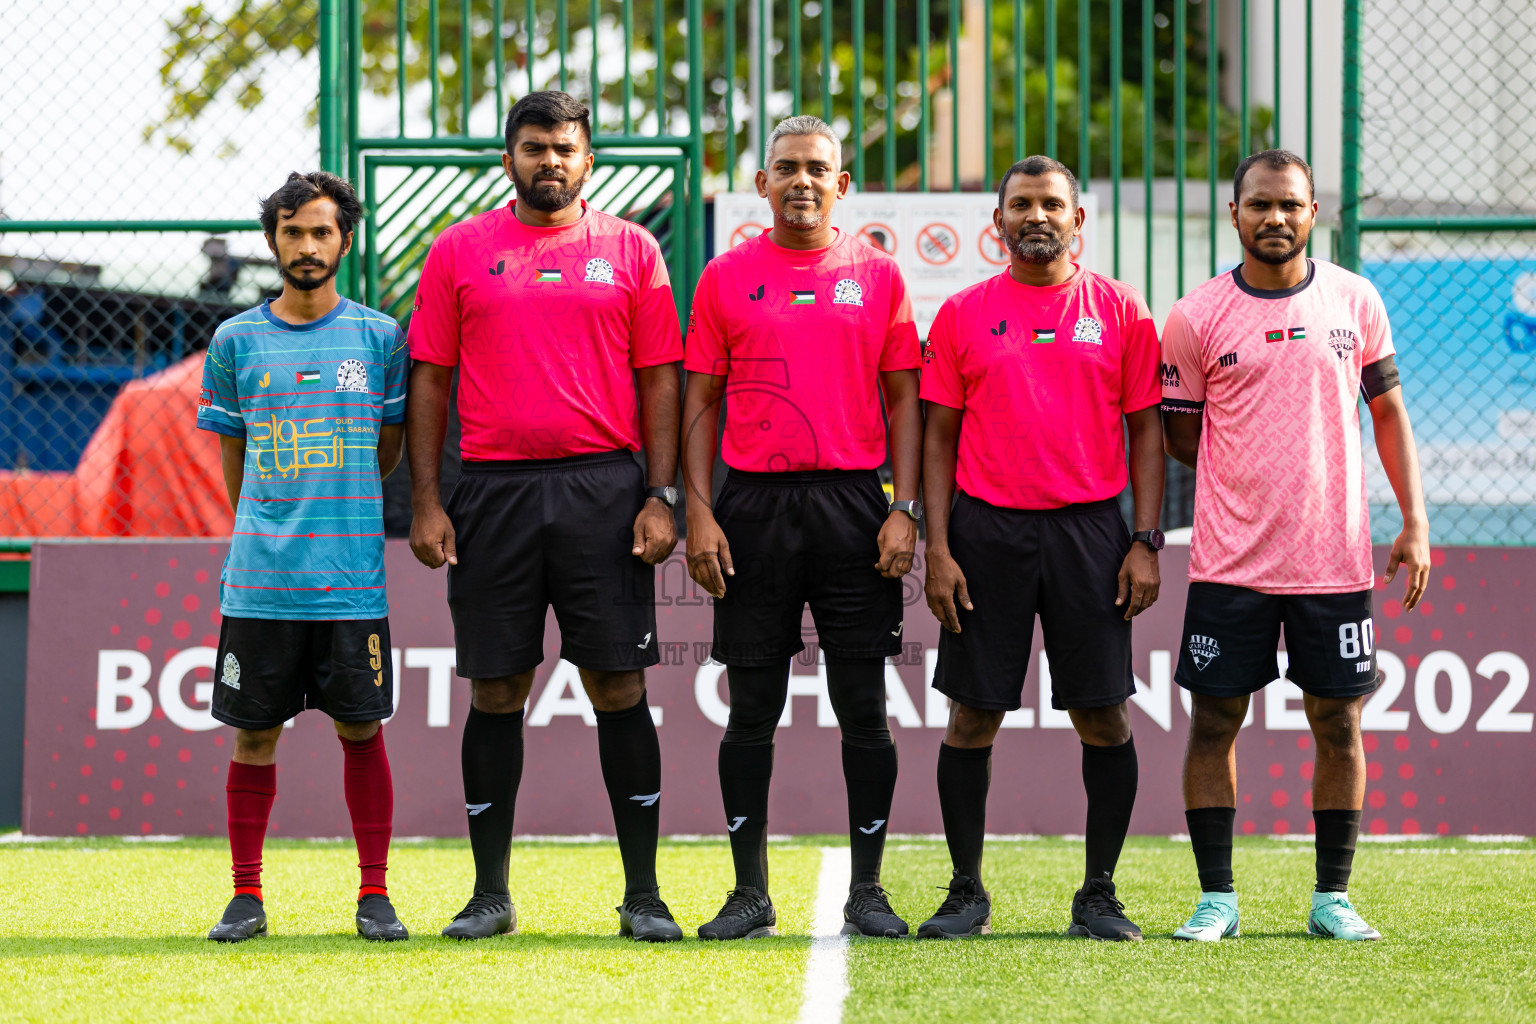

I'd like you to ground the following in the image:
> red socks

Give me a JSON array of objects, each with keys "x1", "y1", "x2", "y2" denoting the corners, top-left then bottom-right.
[
  {"x1": 340, "y1": 729, "x2": 394, "y2": 897},
  {"x1": 226, "y1": 760, "x2": 277, "y2": 900}
]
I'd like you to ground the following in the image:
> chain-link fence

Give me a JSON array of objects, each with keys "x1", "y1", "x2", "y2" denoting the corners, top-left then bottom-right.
[{"x1": 1357, "y1": 0, "x2": 1536, "y2": 545}]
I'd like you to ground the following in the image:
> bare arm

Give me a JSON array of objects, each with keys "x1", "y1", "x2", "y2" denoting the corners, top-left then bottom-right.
[
  {"x1": 406, "y1": 361, "x2": 456, "y2": 568},
  {"x1": 632, "y1": 361, "x2": 682, "y2": 563},
  {"x1": 1368, "y1": 386, "x2": 1430, "y2": 610},
  {"x1": 377, "y1": 423, "x2": 404, "y2": 479},
  {"x1": 875, "y1": 368, "x2": 921, "y2": 578},
  {"x1": 682, "y1": 370, "x2": 731, "y2": 597},
  {"x1": 218, "y1": 434, "x2": 246, "y2": 511},
  {"x1": 921, "y1": 402, "x2": 970, "y2": 632},
  {"x1": 1163, "y1": 410, "x2": 1202, "y2": 468},
  {"x1": 1117, "y1": 405, "x2": 1165, "y2": 619}
]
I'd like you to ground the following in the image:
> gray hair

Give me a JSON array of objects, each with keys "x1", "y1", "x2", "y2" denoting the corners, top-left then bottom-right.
[{"x1": 766, "y1": 115, "x2": 843, "y2": 167}]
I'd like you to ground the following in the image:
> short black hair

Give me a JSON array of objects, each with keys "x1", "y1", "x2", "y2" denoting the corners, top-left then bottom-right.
[
  {"x1": 505, "y1": 90, "x2": 592, "y2": 152},
  {"x1": 996, "y1": 155, "x2": 1080, "y2": 211},
  {"x1": 259, "y1": 171, "x2": 362, "y2": 238},
  {"x1": 1233, "y1": 149, "x2": 1315, "y2": 204}
]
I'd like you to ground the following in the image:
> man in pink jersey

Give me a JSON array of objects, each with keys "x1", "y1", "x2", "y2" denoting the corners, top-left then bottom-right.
[
  {"x1": 919, "y1": 157, "x2": 1164, "y2": 942},
  {"x1": 683, "y1": 116, "x2": 922, "y2": 939},
  {"x1": 407, "y1": 92, "x2": 684, "y2": 942},
  {"x1": 1161, "y1": 150, "x2": 1430, "y2": 943}
]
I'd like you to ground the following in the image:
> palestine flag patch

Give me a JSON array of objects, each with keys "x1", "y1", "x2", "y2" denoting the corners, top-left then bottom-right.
[
  {"x1": 535, "y1": 268, "x2": 561, "y2": 283},
  {"x1": 1265, "y1": 328, "x2": 1284, "y2": 343},
  {"x1": 790, "y1": 290, "x2": 815, "y2": 305},
  {"x1": 296, "y1": 369, "x2": 322, "y2": 384},
  {"x1": 1288, "y1": 326, "x2": 1307, "y2": 340},
  {"x1": 1031, "y1": 328, "x2": 1056, "y2": 344}
]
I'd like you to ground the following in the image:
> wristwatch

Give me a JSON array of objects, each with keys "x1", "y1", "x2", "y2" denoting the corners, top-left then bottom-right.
[
  {"x1": 645, "y1": 486, "x2": 679, "y2": 507},
  {"x1": 1131, "y1": 529, "x2": 1165, "y2": 551},
  {"x1": 889, "y1": 499, "x2": 924, "y2": 522}
]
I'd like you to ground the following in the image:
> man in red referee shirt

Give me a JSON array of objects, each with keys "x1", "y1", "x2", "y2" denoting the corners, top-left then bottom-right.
[
  {"x1": 684, "y1": 115, "x2": 923, "y2": 939},
  {"x1": 920, "y1": 157, "x2": 1164, "y2": 941},
  {"x1": 407, "y1": 91, "x2": 683, "y2": 942}
]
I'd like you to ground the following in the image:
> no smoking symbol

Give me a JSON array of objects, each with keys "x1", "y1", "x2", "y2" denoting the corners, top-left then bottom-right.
[
  {"x1": 730, "y1": 223, "x2": 767, "y2": 248},
  {"x1": 978, "y1": 224, "x2": 1009, "y2": 265},
  {"x1": 917, "y1": 223, "x2": 959, "y2": 265}
]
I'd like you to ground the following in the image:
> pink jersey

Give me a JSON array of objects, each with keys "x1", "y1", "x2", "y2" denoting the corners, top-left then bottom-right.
[
  {"x1": 1160, "y1": 259, "x2": 1399, "y2": 593},
  {"x1": 408, "y1": 200, "x2": 682, "y2": 461},
  {"x1": 685, "y1": 229, "x2": 920, "y2": 472},
  {"x1": 920, "y1": 265, "x2": 1161, "y2": 509}
]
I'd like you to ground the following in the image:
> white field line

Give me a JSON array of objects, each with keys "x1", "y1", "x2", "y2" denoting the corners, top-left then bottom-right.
[{"x1": 796, "y1": 846, "x2": 852, "y2": 1024}]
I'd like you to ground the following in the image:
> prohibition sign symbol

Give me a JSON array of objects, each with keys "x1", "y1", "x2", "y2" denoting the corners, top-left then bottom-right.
[
  {"x1": 857, "y1": 222, "x2": 897, "y2": 255},
  {"x1": 978, "y1": 223, "x2": 1009, "y2": 265},
  {"x1": 730, "y1": 223, "x2": 767, "y2": 248},
  {"x1": 916, "y1": 222, "x2": 959, "y2": 265}
]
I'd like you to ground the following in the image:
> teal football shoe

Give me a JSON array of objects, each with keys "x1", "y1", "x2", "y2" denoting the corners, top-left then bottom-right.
[
  {"x1": 1307, "y1": 891, "x2": 1382, "y2": 941},
  {"x1": 1171, "y1": 891, "x2": 1240, "y2": 942}
]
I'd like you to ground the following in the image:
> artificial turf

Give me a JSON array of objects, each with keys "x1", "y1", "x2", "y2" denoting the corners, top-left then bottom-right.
[{"x1": 0, "y1": 835, "x2": 1531, "y2": 1023}]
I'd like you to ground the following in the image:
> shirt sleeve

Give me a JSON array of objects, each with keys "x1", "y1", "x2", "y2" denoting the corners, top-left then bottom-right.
[
  {"x1": 1360, "y1": 280, "x2": 1397, "y2": 365},
  {"x1": 381, "y1": 326, "x2": 409, "y2": 425},
  {"x1": 195, "y1": 333, "x2": 245, "y2": 438},
  {"x1": 1159, "y1": 303, "x2": 1207, "y2": 414},
  {"x1": 683, "y1": 261, "x2": 730, "y2": 377},
  {"x1": 406, "y1": 234, "x2": 461, "y2": 367},
  {"x1": 918, "y1": 298, "x2": 965, "y2": 410},
  {"x1": 628, "y1": 233, "x2": 684, "y2": 368},
  {"x1": 1119, "y1": 288, "x2": 1162, "y2": 413},
  {"x1": 878, "y1": 263, "x2": 921, "y2": 372}
]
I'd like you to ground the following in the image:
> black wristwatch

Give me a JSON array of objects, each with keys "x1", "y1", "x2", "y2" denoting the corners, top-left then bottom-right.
[
  {"x1": 1131, "y1": 529, "x2": 1165, "y2": 552},
  {"x1": 889, "y1": 499, "x2": 924, "y2": 521},
  {"x1": 645, "y1": 486, "x2": 678, "y2": 507}
]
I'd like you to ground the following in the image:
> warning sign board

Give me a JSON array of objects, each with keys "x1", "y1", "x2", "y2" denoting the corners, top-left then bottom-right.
[{"x1": 712, "y1": 191, "x2": 1097, "y2": 335}]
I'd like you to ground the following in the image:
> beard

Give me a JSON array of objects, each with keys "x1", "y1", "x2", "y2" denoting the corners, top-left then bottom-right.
[
  {"x1": 1243, "y1": 228, "x2": 1309, "y2": 265},
  {"x1": 513, "y1": 167, "x2": 585, "y2": 212},
  {"x1": 778, "y1": 189, "x2": 827, "y2": 228},
  {"x1": 280, "y1": 257, "x2": 338, "y2": 292},
  {"x1": 1006, "y1": 224, "x2": 1071, "y2": 264}
]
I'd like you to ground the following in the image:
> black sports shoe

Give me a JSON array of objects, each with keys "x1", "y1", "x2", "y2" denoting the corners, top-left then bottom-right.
[
  {"x1": 356, "y1": 893, "x2": 409, "y2": 941},
  {"x1": 441, "y1": 892, "x2": 517, "y2": 940},
  {"x1": 915, "y1": 874, "x2": 992, "y2": 939},
  {"x1": 842, "y1": 883, "x2": 908, "y2": 937},
  {"x1": 697, "y1": 887, "x2": 777, "y2": 940},
  {"x1": 208, "y1": 893, "x2": 267, "y2": 943},
  {"x1": 617, "y1": 889, "x2": 684, "y2": 942},
  {"x1": 1068, "y1": 877, "x2": 1143, "y2": 941}
]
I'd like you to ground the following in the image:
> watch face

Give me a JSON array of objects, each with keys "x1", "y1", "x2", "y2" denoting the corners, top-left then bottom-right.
[
  {"x1": 1138, "y1": 529, "x2": 1165, "y2": 551},
  {"x1": 662, "y1": 486, "x2": 678, "y2": 506}
]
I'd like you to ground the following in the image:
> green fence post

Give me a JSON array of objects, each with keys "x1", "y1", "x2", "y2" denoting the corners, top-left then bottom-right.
[
  {"x1": 1339, "y1": 0, "x2": 1361, "y2": 273},
  {"x1": 320, "y1": 0, "x2": 342, "y2": 172},
  {"x1": 688, "y1": 0, "x2": 704, "y2": 305}
]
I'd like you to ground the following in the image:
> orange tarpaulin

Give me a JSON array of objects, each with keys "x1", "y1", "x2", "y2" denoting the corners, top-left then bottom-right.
[{"x1": 0, "y1": 353, "x2": 234, "y2": 537}]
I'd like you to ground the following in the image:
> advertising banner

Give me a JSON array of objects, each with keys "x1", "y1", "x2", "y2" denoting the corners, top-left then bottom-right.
[{"x1": 22, "y1": 541, "x2": 1536, "y2": 837}]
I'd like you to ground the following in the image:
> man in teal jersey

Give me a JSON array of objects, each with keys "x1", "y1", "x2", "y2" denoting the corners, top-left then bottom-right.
[{"x1": 195, "y1": 172, "x2": 409, "y2": 943}]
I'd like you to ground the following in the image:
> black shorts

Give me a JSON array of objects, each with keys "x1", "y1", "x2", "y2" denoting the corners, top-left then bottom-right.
[
  {"x1": 212, "y1": 616, "x2": 394, "y2": 730},
  {"x1": 1175, "y1": 582, "x2": 1381, "y2": 699},
  {"x1": 933, "y1": 494, "x2": 1135, "y2": 712},
  {"x1": 711, "y1": 468, "x2": 904, "y2": 666},
  {"x1": 446, "y1": 450, "x2": 658, "y2": 678}
]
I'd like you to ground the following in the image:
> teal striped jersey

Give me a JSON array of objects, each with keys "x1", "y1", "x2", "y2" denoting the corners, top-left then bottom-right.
[{"x1": 195, "y1": 298, "x2": 408, "y2": 620}]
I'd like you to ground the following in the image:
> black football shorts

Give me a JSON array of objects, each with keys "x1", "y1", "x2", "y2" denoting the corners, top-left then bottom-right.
[
  {"x1": 212, "y1": 615, "x2": 394, "y2": 730},
  {"x1": 1175, "y1": 581, "x2": 1381, "y2": 699}
]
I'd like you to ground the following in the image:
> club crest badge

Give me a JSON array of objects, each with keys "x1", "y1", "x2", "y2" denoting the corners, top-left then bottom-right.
[
  {"x1": 584, "y1": 257, "x2": 615, "y2": 285},
  {"x1": 335, "y1": 358, "x2": 369, "y2": 393},
  {"x1": 1187, "y1": 635, "x2": 1221, "y2": 671},
  {"x1": 833, "y1": 278, "x2": 864, "y2": 306},
  {"x1": 1073, "y1": 317, "x2": 1104, "y2": 344},
  {"x1": 221, "y1": 653, "x2": 242, "y2": 690}
]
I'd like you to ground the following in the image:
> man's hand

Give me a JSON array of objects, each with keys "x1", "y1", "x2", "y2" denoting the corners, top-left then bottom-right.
[
  {"x1": 875, "y1": 511, "x2": 918, "y2": 578},
  {"x1": 410, "y1": 504, "x2": 457, "y2": 569},
  {"x1": 632, "y1": 499, "x2": 678, "y2": 564},
  {"x1": 1385, "y1": 522, "x2": 1430, "y2": 611},
  {"x1": 925, "y1": 548, "x2": 973, "y2": 633},
  {"x1": 686, "y1": 514, "x2": 733, "y2": 598},
  {"x1": 1116, "y1": 543, "x2": 1160, "y2": 620}
]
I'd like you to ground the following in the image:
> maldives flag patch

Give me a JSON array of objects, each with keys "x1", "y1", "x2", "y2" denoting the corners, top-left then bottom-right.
[
  {"x1": 790, "y1": 290, "x2": 815, "y2": 305},
  {"x1": 1265, "y1": 328, "x2": 1284, "y2": 343},
  {"x1": 535, "y1": 268, "x2": 561, "y2": 283},
  {"x1": 1031, "y1": 328, "x2": 1056, "y2": 344},
  {"x1": 1288, "y1": 326, "x2": 1307, "y2": 340},
  {"x1": 296, "y1": 369, "x2": 322, "y2": 384}
]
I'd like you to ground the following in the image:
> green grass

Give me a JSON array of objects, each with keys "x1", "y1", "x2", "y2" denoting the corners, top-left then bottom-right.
[{"x1": 0, "y1": 835, "x2": 1532, "y2": 1023}]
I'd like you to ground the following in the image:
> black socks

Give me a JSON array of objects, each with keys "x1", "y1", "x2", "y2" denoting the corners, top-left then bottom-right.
[
  {"x1": 843, "y1": 740, "x2": 898, "y2": 886},
  {"x1": 1081, "y1": 737, "x2": 1138, "y2": 885},
  {"x1": 1185, "y1": 806, "x2": 1236, "y2": 893},
  {"x1": 1313, "y1": 808, "x2": 1362, "y2": 893},
  {"x1": 595, "y1": 694, "x2": 662, "y2": 896},
  {"x1": 937, "y1": 743, "x2": 992, "y2": 882},
  {"x1": 718, "y1": 741, "x2": 774, "y2": 892},
  {"x1": 461, "y1": 706, "x2": 525, "y2": 895}
]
